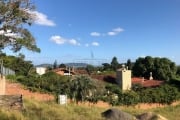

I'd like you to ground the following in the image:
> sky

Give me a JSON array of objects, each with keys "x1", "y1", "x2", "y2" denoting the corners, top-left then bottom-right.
[{"x1": 5, "y1": 0, "x2": 180, "y2": 65}]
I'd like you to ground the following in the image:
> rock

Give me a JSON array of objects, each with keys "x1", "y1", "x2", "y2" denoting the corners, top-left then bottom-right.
[
  {"x1": 101, "y1": 108, "x2": 136, "y2": 120},
  {"x1": 136, "y1": 112, "x2": 168, "y2": 120}
]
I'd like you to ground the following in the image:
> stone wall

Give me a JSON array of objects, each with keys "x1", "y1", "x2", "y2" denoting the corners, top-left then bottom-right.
[{"x1": 0, "y1": 95, "x2": 23, "y2": 110}]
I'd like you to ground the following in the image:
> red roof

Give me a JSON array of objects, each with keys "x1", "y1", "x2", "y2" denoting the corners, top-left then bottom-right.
[{"x1": 132, "y1": 77, "x2": 164, "y2": 87}]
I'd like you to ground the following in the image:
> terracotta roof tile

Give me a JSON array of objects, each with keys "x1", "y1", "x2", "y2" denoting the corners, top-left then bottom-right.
[{"x1": 132, "y1": 77, "x2": 164, "y2": 87}]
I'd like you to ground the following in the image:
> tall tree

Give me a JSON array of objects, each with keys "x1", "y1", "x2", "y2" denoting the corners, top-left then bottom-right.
[
  {"x1": 111, "y1": 56, "x2": 119, "y2": 71},
  {"x1": 132, "y1": 56, "x2": 177, "y2": 80},
  {"x1": 0, "y1": 0, "x2": 40, "y2": 53},
  {"x1": 53, "y1": 60, "x2": 57, "y2": 69},
  {"x1": 126, "y1": 59, "x2": 132, "y2": 70}
]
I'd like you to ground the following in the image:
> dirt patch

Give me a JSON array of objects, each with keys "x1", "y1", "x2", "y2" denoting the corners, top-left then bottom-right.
[{"x1": 5, "y1": 81, "x2": 54, "y2": 102}]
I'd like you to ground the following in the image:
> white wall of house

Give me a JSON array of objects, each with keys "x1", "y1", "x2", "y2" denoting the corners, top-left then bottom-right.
[{"x1": 36, "y1": 67, "x2": 46, "y2": 75}]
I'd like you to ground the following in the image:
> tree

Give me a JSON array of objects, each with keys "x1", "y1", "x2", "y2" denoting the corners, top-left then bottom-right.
[
  {"x1": 111, "y1": 57, "x2": 119, "y2": 71},
  {"x1": 0, "y1": 0, "x2": 40, "y2": 53},
  {"x1": 59, "y1": 63, "x2": 66, "y2": 68},
  {"x1": 126, "y1": 59, "x2": 132, "y2": 70},
  {"x1": 86, "y1": 64, "x2": 95, "y2": 75},
  {"x1": 66, "y1": 75, "x2": 98, "y2": 103},
  {"x1": 102, "y1": 63, "x2": 111, "y2": 71},
  {"x1": 132, "y1": 56, "x2": 177, "y2": 80},
  {"x1": 0, "y1": 53, "x2": 33, "y2": 75},
  {"x1": 53, "y1": 60, "x2": 57, "y2": 69}
]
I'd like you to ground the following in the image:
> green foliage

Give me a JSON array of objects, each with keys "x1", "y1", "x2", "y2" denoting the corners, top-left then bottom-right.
[
  {"x1": 0, "y1": 0, "x2": 40, "y2": 53},
  {"x1": 119, "y1": 91, "x2": 140, "y2": 106},
  {"x1": 14, "y1": 72, "x2": 102, "y2": 104},
  {"x1": 53, "y1": 60, "x2": 58, "y2": 69},
  {"x1": 103, "y1": 83, "x2": 179, "y2": 106},
  {"x1": 0, "y1": 53, "x2": 34, "y2": 75},
  {"x1": 133, "y1": 56, "x2": 177, "y2": 80},
  {"x1": 126, "y1": 59, "x2": 132, "y2": 70},
  {"x1": 16, "y1": 71, "x2": 70, "y2": 94},
  {"x1": 86, "y1": 64, "x2": 95, "y2": 75},
  {"x1": 111, "y1": 56, "x2": 119, "y2": 71},
  {"x1": 59, "y1": 63, "x2": 66, "y2": 68},
  {"x1": 102, "y1": 63, "x2": 111, "y2": 71},
  {"x1": 105, "y1": 84, "x2": 121, "y2": 94},
  {"x1": 177, "y1": 65, "x2": 180, "y2": 76},
  {"x1": 63, "y1": 75, "x2": 99, "y2": 103},
  {"x1": 138, "y1": 84, "x2": 179, "y2": 104}
]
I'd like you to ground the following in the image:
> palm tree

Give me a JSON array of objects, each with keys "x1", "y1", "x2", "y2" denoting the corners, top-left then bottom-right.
[{"x1": 67, "y1": 75, "x2": 97, "y2": 103}]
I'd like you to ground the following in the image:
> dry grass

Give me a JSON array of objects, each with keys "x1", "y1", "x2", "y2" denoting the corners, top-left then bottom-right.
[{"x1": 0, "y1": 98, "x2": 180, "y2": 120}]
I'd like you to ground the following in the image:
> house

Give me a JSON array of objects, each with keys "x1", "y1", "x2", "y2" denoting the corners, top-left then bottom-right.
[
  {"x1": 54, "y1": 68, "x2": 75, "y2": 76},
  {"x1": 36, "y1": 67, "x2": 46, "y2": 75},
  {"x1": 116, "y1": 66, "x2": 164, "y2": 90}
]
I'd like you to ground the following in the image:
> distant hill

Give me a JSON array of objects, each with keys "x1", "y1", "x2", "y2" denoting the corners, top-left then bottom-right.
[
  {"x1": 35, "y1": 64, "x2": 53, "y2": 68},
  {"x1": 35, "y1": 63, "x2": 88, "y2": 68},
  {"x1": 65, "y1": 63, "x2": 89, "y2": 68}
]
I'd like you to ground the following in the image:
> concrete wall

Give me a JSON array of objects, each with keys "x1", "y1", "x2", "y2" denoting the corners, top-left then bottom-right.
[
  {"x1": 116, "y1": 69, "x2": 131, "y2": 91},
  {"x1": 0, "y1": 76, "x2": 5, "y2": 95}
]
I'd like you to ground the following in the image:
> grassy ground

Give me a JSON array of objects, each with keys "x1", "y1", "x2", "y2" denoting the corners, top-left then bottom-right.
[{"x1": 0, "y1": 98, "x2": 180, "y2": 120}]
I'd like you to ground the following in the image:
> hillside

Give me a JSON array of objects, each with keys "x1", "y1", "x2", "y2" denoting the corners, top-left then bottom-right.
[{"x1": 5, "y1": 81, "x2": 54, "y2": 101}]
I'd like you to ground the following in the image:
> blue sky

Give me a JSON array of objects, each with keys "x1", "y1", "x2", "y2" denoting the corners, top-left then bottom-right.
[{"x1": 8, "y1": 0, "x2": 180, "y2": 65}]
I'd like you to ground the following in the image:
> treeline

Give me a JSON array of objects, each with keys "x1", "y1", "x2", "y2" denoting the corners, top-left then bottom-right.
[
  {"x1": 104, "y1": 83, "x2": 179, "y2": 106},
  {"x1": 88, "y1": 56, "x2": 180, "y2": 81},
  {"x1": 133, "y1": 56, "x2": 177, "y2": 80},
  {"x1": 0, "y1": 53, "x2": 33, "y2": 76}
]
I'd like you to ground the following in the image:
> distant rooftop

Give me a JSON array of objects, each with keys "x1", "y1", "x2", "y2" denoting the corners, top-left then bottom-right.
[{"x1": 132, "y1": 77, "x2": 164, "y2": 87}]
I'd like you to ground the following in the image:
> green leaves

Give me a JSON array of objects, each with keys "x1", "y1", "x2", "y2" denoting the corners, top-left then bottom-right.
[
  {"x1": 111, "y1": 56, "x2": 119, "y2": 71},
  {"x1": 0, "y1": 0, "x2": 40, "y2": 53},
  {"x1": 66, "y1": 75, "x2": 98, "y2": 103},
  {"x1": 132, "y1": 56, "x2": 177, "y2": 80}
]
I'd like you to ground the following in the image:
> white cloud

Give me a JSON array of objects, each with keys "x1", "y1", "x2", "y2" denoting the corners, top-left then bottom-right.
[
  {"x1": 90, "y1": 27, "x2": 124, "y2": 37},
  {"x1": 69, "y1": 39, "x2": 81, "y2": 46},
  {"x1": 50, "y1": 35, "x2": 80, "y2": 46},
  {"x1": 92, "y1": 42, "x2": 99, "y2": 46},
  {"x1": 0, "y1": 30, "x2": 21, "y2": 38},
  {"x1": 113, "y1": 27, "x2": 124, "y2": 32},
  {"x1": 107, "y1": 27, "x2": 124, "y2": 36},
  {"x1": 29, "y1": 11, "x2": 56, "y2": 26},
  {"x1": 90, "y1": 32, "x2": 101, "y2": 37},
  {"x1": 50, "y1": 35, "x2": 66, "y2": 44},
  {"x1": 107, "y1": 31, "x2": 117, "y2": 36}
]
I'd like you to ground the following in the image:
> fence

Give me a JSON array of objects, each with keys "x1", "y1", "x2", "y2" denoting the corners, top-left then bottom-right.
[{"x1": 1, "y1": 66, "x2": 15, "y2": 76}]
